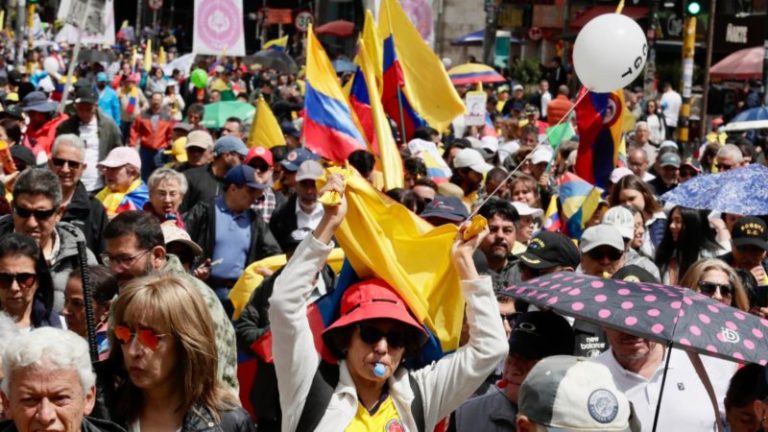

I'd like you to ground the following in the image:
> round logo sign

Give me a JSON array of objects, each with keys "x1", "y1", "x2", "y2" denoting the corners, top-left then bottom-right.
[
  {"x1": 587, "y1": 389, "x2": 619, "y2": 424},
  {"x1": 196, "y1": 0, "x2": 243, "y2": 51},
  {"x1": 147, "y1": 0, "x2": 163, "y2": 11},
  {"x1": 295, "y1": 11, "x2": 313, "y2": 32},
  {"x1": 528, "y1": 27, "x2": 543, "y2": 41}
]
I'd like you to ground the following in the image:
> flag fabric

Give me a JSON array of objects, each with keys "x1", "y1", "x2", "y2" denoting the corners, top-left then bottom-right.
[
  {"x1": 95, "y1": 179, "x2": 149, "y2": 217},
  {"x1": 263, "y1": 35, "x2": 288, "y2": 52},
  {"x1": 158, "y1": 46, "x2": 167, "y2": 66},
  {"x1": 304, "y1": 26, "x2": 367, "y2": 162},
  {"x1": 574, "y1": 88, "x2": 625, "y2": 189},
  {"x1": 361, "y1": 11, "x2": 383, "y2": 92},
  {"x1": 143, "y1": 39, "x2": 152, "y2": 72},
  {"x1": 546, "y1": 120, "x2": 574, "y2": 150},
  {"x1": 379, "y1": 0, "x2": 465, "y2": 139},
  {"x1": 407, "y1": 138, "x2": 452, "y2": 184},
  {"x1": 542, "y1": 194, "x2": 561, "y2": 233},
  {"x1": 557, "y1": 172, "x2": 604, "y2": 240},
  {"x1": 247, "y1": 96, "x2": 285, "y2": 148}
]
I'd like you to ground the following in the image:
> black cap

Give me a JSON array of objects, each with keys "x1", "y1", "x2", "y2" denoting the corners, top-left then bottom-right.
[
  {"x1": 508, "y1": 311, "x2": 575, "y2": 360},
  {"x1": 10, "y1": 145, "x2": 35, "y2": 168},
  {"x1": 519, "y1": 231, "x2": 580, "y2": 270},
  {"x1": 612, "y1": 265, "x2": 660, "y2": 284},
  {"x1": 420, "y1": 196, "x2": 469, "y2": 222},
  {"x1": 732, "y1": 217, "x2": 768, "y2": 251},
  {"x1": 74, "y1": 85, "x2": 99, "y2": 104}
]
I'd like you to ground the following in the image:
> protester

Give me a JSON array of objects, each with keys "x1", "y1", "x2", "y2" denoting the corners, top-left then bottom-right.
[
  {"x1": 629, "y1": 123, "x2": 658, "y2": 167},
  {"x1": 62, "y1": 265, "x2": 118, "y2": 357},
  {"x1": 181, "y1": 135, "x2": 247, "y2": 212},
  {"x1": 678, "y1": 258, "x2": 749, "y2": 311},
  {"x1": 602, "y1": 205, "x2": 660, "y2": 280},
  {"x1": 118, "y1": 74, "x2": 148, "y2": 139},
  {"x1": 627, "y1": 147, "x2": 655, "y2": 183},
  {"x1": 509, "y1": 175, "x2": 541, "y2": 209},
  {"x1": 545, "y1": 85, "x2": 573, "y2": 127},
  {"x1": 145, "y1": 167, "x2": 187, "y2": 228},
  {"x1": 21, "y1": 91, "x2": 67, "y2": 158},
  {"x1": 579, "y1": 224, "x2": 626, "y2": 277},
  {"x1": 160, "y1": 221, "x2": 204, "y2": 272},
  {"x1": 96, "y1": 71, "x2": 121, "y2": 126},
  {"x1": 719, "y1": 216, "x2": 768, "y2": 288},
  {"x1": 477, "y1": 198, "x2": 519, "y2": 292},
  {"x1": 609, "y1": 175, "x2": 666, "y2": 259},
  {"x1": 451, "y1": 148, "x2": 492, "y2": 208},
  {"x1": 510, "y1": 202, "x2": 542, "y2": 255},
  {"x1": 716, "y1": 144, "x2": 744, "y2": 172},
  {"x1": 180, "y1": 129, "x2": 215, "y2": 171},
  {"x1": 724, "y1": 363, "x2": 763, "y2": 432},
  {"x1": 128, "y1": 92, "x2": 174, "y2": 179},
  {"x1": 244, "y1": 146, "x2": 284, "y2": 223},
  {"x1": 95, "y1": 147, "x2": 149, "y2": 218},
  {"x1": 648, "y1": 151, "x2": 680, "y2": 196}
]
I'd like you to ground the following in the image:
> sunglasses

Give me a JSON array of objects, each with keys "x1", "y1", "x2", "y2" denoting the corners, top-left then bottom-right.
[
  {"x1": 698, "y1": 281, "x2": 732, "y2": 297},
  {"x1": 358, "y1": 324, "x2": 407, "y2": 349},
  {"x1": 52, "y1": 157, "x2": 82, "y2": 169},
  {"x1": 14, "y1": 205, "x2": 57, "y2": 220},
  {"x1": 587, "y1": 247, "x2": 623, "y2": 261},
  {"x1": 0, "y1": 272, "x2": 36, "y2": 289},
  {"x1": 113, "y1": 325, "x2": 168, "y2": 351},
  {"x1": 500, "y1": 312, "x2": 517, "y2": 324},
  {"x1": 715, "y1": 163, "x2": 733, "y2": 171}
]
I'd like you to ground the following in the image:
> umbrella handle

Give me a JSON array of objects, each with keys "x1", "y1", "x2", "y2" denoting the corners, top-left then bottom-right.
[
  {"x1": 687, "y1": 351, "x2": 725, "y2": 432},
  {"x1": 651, "y1": 343, "x2": 673, "y2": 432}
]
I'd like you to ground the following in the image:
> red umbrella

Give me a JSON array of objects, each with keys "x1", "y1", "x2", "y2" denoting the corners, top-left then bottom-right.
[
  {"x1": 710, "y1": 46, "x2": 762, "y2": 81},
  {"x1": 315, "y1": 20, "x2": 355, "y2": 37}
]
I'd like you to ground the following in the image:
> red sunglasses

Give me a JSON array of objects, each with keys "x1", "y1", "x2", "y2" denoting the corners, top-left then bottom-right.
[{"x1": 113, "y1": 325, "x2": 168, "y2": 351}]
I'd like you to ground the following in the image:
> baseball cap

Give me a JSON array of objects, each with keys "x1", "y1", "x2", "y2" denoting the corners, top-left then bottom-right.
[
  {"x1": 519, "y1": 231, "x2": 581, "y2": 270},
  {"x1": 245, "y1": 146, "x2": 274, "y2": 167},
  {"x1": 511, "y1": 201, "x2": 544, "y2": 219},
  {"x1": 612, "y1": 265, "x2": 660, "y2": 283},
  {"x1": 97, "y1": 147, "x2": 141, "y2": 170},
  {"x1": 519, "y1": 355, "x2": 639, "y2": 432},
  {"x1": 513, "y1": 84, "x2": 524, "y2": 91},
  {"x1": 185, "y1": 130, "x2": 214, "y2": 150},
  {"x1": 10, "y1": 145, "x2": 35, "y2": 168},
  {"x1": 295, "y1": 160, "x2": 324, "y2": 182},
  {"x1": 681, "y1": 157, "x2": 702, "y2": 173},
  {"x1": 602, "y1": 206, "x2": 635, "y2": 240},
  {"x1": 213, "y1": 136, "x2": 248, "y2": 158},
  {"x1": 21, "y1": 91, "x2": 56, "y2": 113},
  {"x1": 223, "y1": 165, "x2": 267, "y2": 189},
  {"x1": 508, "y1": 312, "x2": 575, "y2": 360},
  {"x1": 658, "y1": 152, "x2": 681, "y2": 168},
  {"x1": 420, "y1": 196, "x2": 469, "y2": 223},
  {"x1": 96, "y1": 72, "x2": 108, "y2": 82},
  {"x1": 530, "y1": 146, "x2": 553, "y2": 165},
  {"x1": 659, "y1": 140, "x2": 679, "y2": 152},
  {"x1": 281, "y1": 122, "x2": 301, "y2": 139},
  {"x1": 161, "y1": 221, "x2": 203, "y2": 257},
  {"x1": 172, "y1": 122, "x2": 192, "y2": 133},
  {"x1": 609, "y1": 167, "x2": 634, "y2": 184},
  {"x1": 580, "y1": 225, "x2": 625, "y2": 254},
  {"x1": 732, "y1": 217, "x2": 768, "y2": 251},
  {"x1": 74, "y1": 86, "x2": 98, "y2": 104},
  {"x1": 281, "y1": 147, "x2": 318, "y2": 172},
  {"x1": 453, "y1": 148, "x2": 493, "y2": 174}
]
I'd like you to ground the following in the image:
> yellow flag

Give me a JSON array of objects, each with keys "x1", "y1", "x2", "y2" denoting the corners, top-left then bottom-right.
[
  {"x1": 158, "y1": 46, "x2": 166, "y2": 66},
  {"x1": 378, "y1": 0, "x2": 465, "y2": 132},
  {"x1": 361, "y1": 10, "x2": 382, "y2": 92},
  {"x1": 247, "y1": 96, "x2": 284, "y2": 148},
  {"x1": 131, "y1": 47, "x2": 137, "y2": 70},
  {"x1": 143, "y1": 39, "x2": 152, "y2": 72}
]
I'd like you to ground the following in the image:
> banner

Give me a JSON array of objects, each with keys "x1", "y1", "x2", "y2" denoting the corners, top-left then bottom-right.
[
  {"x1": 55, "y1": 0, "x2": 115, "y2": 45},
  {"x1": 193, "y1": 0, "x2": 245, "y2": 57}
]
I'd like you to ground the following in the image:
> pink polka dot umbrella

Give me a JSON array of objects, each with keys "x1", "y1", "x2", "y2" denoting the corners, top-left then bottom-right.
[{"x1": 502, "y1": 272, "x2": 768, "y2": 366}]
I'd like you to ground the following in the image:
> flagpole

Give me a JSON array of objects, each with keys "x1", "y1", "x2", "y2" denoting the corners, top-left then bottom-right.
[
  {"x1": 395, "y1": 86, "x2": 408, "y2": 144},
  {"x1": 58, "y1": 0, "x2": 93, "y2": 114}
]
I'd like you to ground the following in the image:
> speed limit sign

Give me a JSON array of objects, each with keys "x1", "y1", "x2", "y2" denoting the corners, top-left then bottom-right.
[
  {"x1": 294, "y1": 11, "x2": 313, "y2": 32},
  {"x1": 148, "y1": 0, "x2": 162, "y2": 10}
]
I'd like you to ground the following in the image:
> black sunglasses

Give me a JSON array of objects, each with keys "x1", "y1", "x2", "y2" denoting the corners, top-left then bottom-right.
[
  {"x1": 698, "y1": 281, "x2": 732, "y2": 297},
  {"x1": 0, "y1": 272, "x2": 37, "y2": 289},
  {"x1": 52, "y1": 157, "x2": 82, "y2": 169},
  {"x1": 587, "y1": 247, "x2": 623, "y2": 261},
  {"x1": 358, "y1": 324, "x2": 407, "y2": 348},
  {"x1": 14, "y1": 205, "x2": 57, "y2": 220}
]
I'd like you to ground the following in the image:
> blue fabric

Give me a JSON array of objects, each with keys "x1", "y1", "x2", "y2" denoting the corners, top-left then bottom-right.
[
  {"x1": 138, "y1": 146, "x2": 160, "y2": 182},
  {"x1": 730, "y1": 106, "x2": 768, "y2": 122},
  {"x1": 211, "y1": 196, "x2": 252, "y2": 281},
  {"x1": 98, "y1": 86, "x2": 121, "y2": 125}
]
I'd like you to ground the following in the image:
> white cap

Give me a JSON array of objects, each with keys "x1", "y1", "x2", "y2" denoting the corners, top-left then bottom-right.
[
  {"x1": 480, "y1": 136, "x2": 499, "y2": 153},
  {"x1": 580, "y1": 224, "x2": 625, "y2": 253},
  {"x1": 602, "y1": 206, "x2": 635, "y2": 240},
  {"x1": 610, "y1": 167, "x2": 634, "y2": 184},
  {"x1": 511, "y1": 201, "x2": 544, "y2": 219},
  {"x1": 97, "y1": 147, "x2": 142, "y2": 170},
  {"x1": 530, "y1": 146, "x2": 554, "y2": 165},
  {"x1": 453, "y1": 148, "x2": 493, "y2": 174}
]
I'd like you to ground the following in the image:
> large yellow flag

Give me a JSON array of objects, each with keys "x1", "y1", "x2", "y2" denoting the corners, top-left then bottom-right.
[
  {"x1": 361, "y1": 11, "x2": 382, "y2": 92},
  {"x1": 143, "y1": 39, "x2": 152, "y2": 72},
  {"x1": 247, "y1": 96, "x2": 284, "y2": 148},
  {"x1": 378, "y1": 0, "x2": 465, "y2": 133},
  {"x1": 158, "y1": 46, "x2": 167, "y2": 66}
]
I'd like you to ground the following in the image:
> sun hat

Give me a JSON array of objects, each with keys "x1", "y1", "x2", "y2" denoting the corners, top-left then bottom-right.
[
  {"x1": 161, "y1": 221, "x2": 203, "y2": 257},
  {"x1": 21, "y1": 91, "x2": 57, "y2": 113},
  {"x1": 97, "y1": 147, "x2": 141, "y2": 171}
]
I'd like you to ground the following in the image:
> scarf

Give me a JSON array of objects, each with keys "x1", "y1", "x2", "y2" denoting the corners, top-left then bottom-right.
[{"x1": 96, "y1": 179, "x2": 149, "y2": 216}]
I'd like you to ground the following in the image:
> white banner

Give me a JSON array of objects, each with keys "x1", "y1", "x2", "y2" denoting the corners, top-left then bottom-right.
[
  {"x1": 464, "y1": 91, "x2": 487, "y2": 126},
  {"x1": 55, "y1": 0, "x2": 115, "y2": 46},
  {"x1": 193, "y1": 0, "x2": 245, "y2": 57}
]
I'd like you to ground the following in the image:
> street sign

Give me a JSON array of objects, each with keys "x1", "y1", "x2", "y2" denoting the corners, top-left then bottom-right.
[
  {"x1": 148, "y1": 0, "x2": 162, "y2": 11},
  {"x1": 295, "y1": 11, "x2": 313, "y2": 32}
]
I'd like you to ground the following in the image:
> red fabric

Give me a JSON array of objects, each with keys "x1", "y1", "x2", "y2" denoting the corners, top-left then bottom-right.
[
  {"x1": 303, "y1": 116, "x2": 366, "y2": 164},
  {"x1": 24, "y1": 114, "x2": 69, "y2": 156},
  {"x1": 547, "y1": 95, "x2": 574, "y2": 127},
  {"x1": 128, "y1": 114, "x2": 174, "y2": 150},
  {"x1": 237, "y1": 357, "x2": 258, "y2": 419}
]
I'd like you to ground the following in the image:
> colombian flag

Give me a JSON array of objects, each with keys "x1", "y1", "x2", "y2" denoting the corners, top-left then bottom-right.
[
  {"x1": 263, "y1": 35, "x2": 288, "y2": 52},
  {"x1": 304, "y1": 27, "x2": 367, "y2": 162},
  {"x1": 574, "y1": 88, "x2": 625, "y2": 189},
  {"x1": 380, "y1": 33, "x2": 425, "y2": 141},
  {"x1": 557, "y1": 172, "x2": 603, "y2": 240}
]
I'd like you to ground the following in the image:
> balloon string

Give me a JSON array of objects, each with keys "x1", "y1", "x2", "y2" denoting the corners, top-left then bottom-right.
[
  {"x1": 465, "y1": 87, "x2": 590, "y2": 222},
  {"x1": 616, "y1": 0, "x2": 625, "y2": 14}
]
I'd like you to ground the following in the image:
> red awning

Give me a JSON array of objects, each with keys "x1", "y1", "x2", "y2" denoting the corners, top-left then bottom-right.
[
  {"x1": 571, "y1": 6, "x2": 649, "y2": 29},
  {"x1": 710, "y1": 46, "x2": 763, "y2": 80}
]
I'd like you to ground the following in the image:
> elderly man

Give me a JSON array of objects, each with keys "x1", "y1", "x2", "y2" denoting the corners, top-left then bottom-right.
[
  {"x1": 181, "y1": 136, "x2": 248, "y2": 212},
  {"x1": 630, "y1": 122, "x2": 658, "y2": 166},
  {"x1": 128, "y1": 91, "x2": 173, "y2": 180},
  {"x1": 145, "y1": 167, "x2": 187, "y2": 228},
  {"x1": 180, "y1": 130, "x2": 215, "y2": 171},
  {"x1": 55, "y1": 86, "x2": 122, "y2": 192},
  {"x1": 716, "y1": 144, "x2": 745, "y2": 172},
  {"x1": 0, "y1": 327, "x2": 122, "y2": 432},
  {"x1": 627, "y1": 148, "x2": 655, "y2": 182},
  {"x1": 94, "y1": 147, "x2": 148, "y2": 218},
  {"x1": 245, "y1": 146, "x2": 284, "y2": 223},
  {"x1": 0, "y1": 169, "x2": 97, "y2": 312},
  {"x1": 579, "y1": 224, "x2": 626, "y2": 277},
  {"x1": 102, "y1": 211, "x2": 238, "y2": 392},
  {"x1": 648, "y1": 151, "x2": 680, "y2": 196},
  {"x1": 48, "y1": 135, "x2": 108, "y2": 256}
]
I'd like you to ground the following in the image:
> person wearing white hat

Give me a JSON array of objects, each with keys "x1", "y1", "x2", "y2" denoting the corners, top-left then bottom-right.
[
  {"x1": 95, "y1": 147, "x2": 149, "y2": 217},
  {"x1": 452, "y1": 148, "x2": 493, "y2": 208},
  {"x1": 602, "y1": 205, "x2": 661, "y2": 280},
  {"x1": 511, "y1": 201, "x2": 544, "y2": 256}
]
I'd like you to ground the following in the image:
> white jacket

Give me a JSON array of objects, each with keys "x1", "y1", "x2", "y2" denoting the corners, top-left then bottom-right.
[{"x1": 269, "y1": 235, "x2": 508, "y2": 432}]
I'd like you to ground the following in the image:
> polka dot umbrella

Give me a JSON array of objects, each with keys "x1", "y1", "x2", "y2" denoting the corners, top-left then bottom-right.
[{"x1": 502, "y1": 272, "x2": 768, "y2": 365}]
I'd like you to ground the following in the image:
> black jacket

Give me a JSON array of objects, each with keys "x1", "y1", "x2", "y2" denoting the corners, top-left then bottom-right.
[
  {"x1": 183, "y1": 198, "x2": 281, "y2": 280},
  {"x1": 55, "y1": 109, "x2": 123, "y2": 162},
  {"x1": 0, "y1": 416, "x2": 125, "y2": 432},
  {"x1": 181, "y1": 164, "x2": 225, "y2": 213},
  {"x1": 182, "y1": 403, "x2": 256, "y2": 432},
  {"x1": 268, "y1": 194, "x2": 300, "y2": 252},
  {"x1": 62, "y1": 182, "x2": 108, "y2": 257}
]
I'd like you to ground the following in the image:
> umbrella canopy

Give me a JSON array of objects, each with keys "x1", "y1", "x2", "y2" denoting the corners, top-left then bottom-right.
[
  {"x1": 710, "y1": 46, "x2": 762, "y2": 81},
  {"x1": 201, "y1": 101, "x2": 255, "y2": 129},
  {"x1": 502, "y1": 272, "x2": 768, "y2": 365},
  {"x1": 243, "y1": 50, "x2": 298, "y2": 74},
  {"x1": 315, "y1": 20, "x2": 355, "y2": 37},
  {"x1": 450, "y1": 30, "x2": 522, "y2": 46},
  {"x1": 660, "y1": 164, "x2": 768, "y2": 216},
  {"x1": 77, "y1": 48, "x2": 116, "y2": 64},
  {"x1": 721, "y1": 119, "x2": 768, "y2": 132},
  {"x1": 730, "y1": 106, "x2": 768, "y2": 123},
  {"x1": 448, "y1": 63, "x2": 506, "y2": 86},
  {"x1": 332, "y1": 59, "x2": 357, "y2": 74}
]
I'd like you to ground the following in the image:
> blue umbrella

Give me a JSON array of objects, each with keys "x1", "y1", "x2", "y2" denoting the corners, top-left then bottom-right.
[
  {"x1": 332, "y1": 59, "x2": 357, "y2": 74},
  {"x1": 730, "y1": 106, "x2": 768, "y2": 122},
  {"x1": 660, "y1": 164, "x2": 768, "y2": 215}
]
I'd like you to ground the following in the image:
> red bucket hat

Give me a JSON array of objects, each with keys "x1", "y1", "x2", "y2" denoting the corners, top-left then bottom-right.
[{"x1": 322, "y1": 279, "x2": 428, "y2": 357}]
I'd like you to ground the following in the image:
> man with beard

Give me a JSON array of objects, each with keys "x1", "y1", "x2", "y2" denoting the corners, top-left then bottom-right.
[
  {"x1": 180, "y1": 136, "x2": 248, "y2": 212},
  {"x1": 101, "y1": 210, "x2": 238, "y2": 392},
  {"x1": 478, "y1": 198, "x2": 519, "y2": 292},
  {"x1": 450, "y1": 148, "x2": 492, "y2": 209}
]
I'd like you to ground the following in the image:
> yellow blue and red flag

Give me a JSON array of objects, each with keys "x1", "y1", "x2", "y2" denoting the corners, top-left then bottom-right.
[
  {"x1": 556, "y1": 172, "x2": 604, "y2": 239},
  {"x1": 574, "y1": 88, "x2": 625, "y2": 189},
  {"x1": 263, "y1": 35, "x2": 288, "y2": 52}
]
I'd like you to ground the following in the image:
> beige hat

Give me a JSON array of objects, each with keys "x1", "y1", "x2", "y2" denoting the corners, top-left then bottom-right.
[
  {"x1": 437, "y1": 182, "x2": 464, "y2": 200},
  {"x1": 161, "y1": 221, "x2": 203, "y2": 257},
  {"x1": 185, "y1": 130, "x2": 214, "y2": 150}
]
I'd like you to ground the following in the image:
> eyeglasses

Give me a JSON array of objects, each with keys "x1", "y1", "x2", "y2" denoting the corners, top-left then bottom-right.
[
  {"x1": 101, "y1": 250, "x2": 150, "y2": 267},
  {"x1": 715, "y1": 163, "x2": 733, "y2": 171},
  {"x1": 0, "y1": 272, "x2": 37, "y2": 290},
  {"x1": 500, "y1": 312, "x2": 516, "y2": 325},
  {"x1": 51, "y1": 157, "x2": 82, "y2": 169},
  {"x1": 13, "y1": 205, "x2": 57, "y2": 220},
  {"x1": 587, "y1": 247, "x2": 623, "y2": 261},
  {"x1": 357, "y1": 324, "x2": 407, "y2": 348},
  {"x1": 698, "y1": 281, "x2": 732, "y2": 298},
  {"x1": 113, "y1": 325, "x2": 168, "y2": 351},
  {"x1": 249, "y1": 162, "x2": 270, "y2": 172}
]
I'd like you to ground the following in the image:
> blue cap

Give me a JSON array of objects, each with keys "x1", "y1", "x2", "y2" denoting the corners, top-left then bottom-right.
[
  {"x1": 281, "y1": 121, "x2": 301, "y2": 138},
  {"x1": 420, "y1": 196, "x2": 469, "y2": 222},
  {"x1": 96, "y1": 72, "x2": 108, "y2": 82},
  {"x1": 223, "y1": 165, "x2": 267, "y2": 189},
  {"x1": 280, "y1": 147, "x2": 319, "y2": 172},
  {"x1": 21, "y1": 91, "x2": 57, "y2": 113},
  {"x1": 213, "y1": 136, "x2": 248, "y2": 158}
]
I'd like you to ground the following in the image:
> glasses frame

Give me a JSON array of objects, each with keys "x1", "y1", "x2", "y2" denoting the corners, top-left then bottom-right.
[
  {"x1": 357, "y1": 324, "x2": 407, "y2": 349},
  {"x1": 0, "y1": 272, "x2": 37, "y2": 290},
  {"x1": 113, "y1": 325, "x2": 168, "y2": 351},
  {"x1": 101, "y1": 249, "x2": 150, "y2": 267},
  {"x1": 13, "y1": 205, "x2": 57, "y2": 220}
]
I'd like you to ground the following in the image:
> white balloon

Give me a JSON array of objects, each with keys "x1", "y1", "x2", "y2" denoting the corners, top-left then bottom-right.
[
  {"x1": 573, "y1": 13, "x2": 648, "y2": 93},
  {"x1": 43, "y1": 57, "x2": 59, "y2": 76}
]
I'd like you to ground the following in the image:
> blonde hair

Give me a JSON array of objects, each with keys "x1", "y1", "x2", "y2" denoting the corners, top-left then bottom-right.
[
  {"x1": 679, "y1": 258, "x2": 749, "y2": 311},
  {"x1": 109, "y1": 273, "x2": 238, "y2": 422}
]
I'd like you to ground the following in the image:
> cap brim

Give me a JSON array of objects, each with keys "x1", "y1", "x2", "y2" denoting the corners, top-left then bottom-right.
[
  {"x1": 245, "y1": 181, "x2": 269, "y2": 190},
  {"x1": 23, "y1": 102, "x2": 57, "y2": 112},
  {"x1": 185, "y1": 143, "x2": 211, "y2": 150},
  {"x1": 167, "y1": 239, "x2": 203, "y2": 256},
  {"x1": 421, "y1": 211, "x2": 466, "y2": 222},
  {"x1": 75, "y1": 98, "x2": 97, "y2": 104},
  {"x1": 519, "y1": 252, "x2": 558, "y2": 270},
  {"x1": 733, "y1": 237, "x2": 768, "y2": 251},
  {"x1": 97, "y1": 160, "x2": 125, "y2": 168},
  {"x1": 281, "y1": 161, "x2": 300, "y2": 172},
  {"x1": 471, "y1": 161, "x2": 494, "y2": 175}
]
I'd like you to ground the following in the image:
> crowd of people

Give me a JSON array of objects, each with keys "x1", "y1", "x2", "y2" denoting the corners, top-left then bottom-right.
[{"x1": 0, "y1": 20, "x2": 767, "y2": 432}]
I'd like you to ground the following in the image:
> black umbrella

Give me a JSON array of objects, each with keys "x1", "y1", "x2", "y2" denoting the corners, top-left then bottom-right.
[
  {"x1": 243, "y1": 50, "x2": 299, "y2": 74},
  {"x1": 77, "y1": 48, "x2": 117, "y2": 64}
]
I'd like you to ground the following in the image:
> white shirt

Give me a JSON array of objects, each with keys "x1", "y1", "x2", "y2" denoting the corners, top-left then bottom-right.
[
  {"x1": 540, "y1": 91, "x2": 552, "y2": 118},
  {"x1": 79, "y1": 117, "x2": 102, "y2": 191},
  {"x1": 596, "y1": 348, "x2": 729, "y2": 432},
  {"x1": 660, "y1": 90, "x2": 682, "y2": 128},
  {"x1": 295, "y1": 199, "x2": 324, "y2": 232}
]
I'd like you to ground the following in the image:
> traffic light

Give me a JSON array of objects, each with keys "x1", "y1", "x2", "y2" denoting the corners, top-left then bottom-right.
[{"x1": 686, "y1": 1, "x2": 702, "y2": 15}]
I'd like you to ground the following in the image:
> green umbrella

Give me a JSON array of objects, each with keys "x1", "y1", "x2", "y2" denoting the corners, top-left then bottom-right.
[{"x1": 201, "y1": 101, "x2": 256, "y2": 129}]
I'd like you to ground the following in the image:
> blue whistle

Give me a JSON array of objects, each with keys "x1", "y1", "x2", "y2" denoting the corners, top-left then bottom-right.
[{"x1": 373, "y1": 363, "x2": 386, "y2": 377}]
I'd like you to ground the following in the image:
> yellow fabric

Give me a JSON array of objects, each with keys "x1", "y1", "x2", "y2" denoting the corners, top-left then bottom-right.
[
  {"x1": 95, "y1": 179, "x2": 142, "y2": 216},
  {"x1": 378, "y1": 0, "x2": 465, "y2": 133},
  {"x1": 706, "y1": 131, "x2": 727, "y2": 146},
  {"x1": 263, "y1": 35, "x2": 288, "y2": 51},
  {"x1": 512, "y1": 241, "x2": 527, "y2": 256},
  {"x1": 143, "y1": 40, "x2": 152, "y2": 72},
  {"x1": 247, "y1": 96, "x2": 285, "y2": 149},
  {"x1": 319, "y1": 167, "x2": 464, "y2": 352},
  {"x1": 361, "y1": 11, "x2": 383, "y2": 93},
  {"x1": 158, "y1": 46, "x2": 166, "y2": 66},
  {"x1": 462, "y1": 191, "x2": 478, "y2": 211},
  {"x1": 229, "y1": 249, "x2": 346, "y2": 319},
  {"x1": 345, "y1": 397, "x2": 402, "y2": 432},
  {"x1": 131, "y1": 47, "x2": 138, "y2": 70}
]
